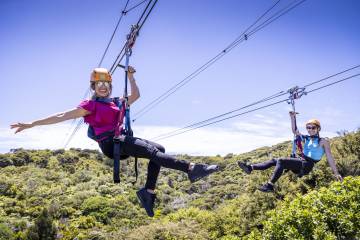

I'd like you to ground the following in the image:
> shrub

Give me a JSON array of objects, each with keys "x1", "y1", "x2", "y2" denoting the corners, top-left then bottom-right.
[
  {"x1": 0, "y1": 223, "x2": 14, "y2": 239},
  {"x1": 81, "y1": 196, "x2": 114, "y2": 224},
  {"x1": 261, "y1": 177, "x2": 360, "y2": 240},
  {"x1": 0, "y1": 154, "x2": 13, "y2": 168},
  {"x1": 126, "y1": 220, "x2": 209, "y2": 240}
]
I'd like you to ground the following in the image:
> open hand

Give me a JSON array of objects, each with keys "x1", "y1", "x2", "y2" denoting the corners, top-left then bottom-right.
[{"x1": 10, "y1": 122, "x2": 34, "y2": 134}]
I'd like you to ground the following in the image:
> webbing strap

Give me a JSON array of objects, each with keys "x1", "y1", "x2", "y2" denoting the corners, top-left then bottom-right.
[
  {"x1": 132, "y1": 157, "x2": 138, "y2": 185},
  {"x1": 112, "y1": 36, "x2": 138, "y2": 184},
  {"x1": 113, "y1": 138, "x2": 121, "y2": 183},
  {"x1": 288, "y1": 86, "x2": 306, "y2": 158}
]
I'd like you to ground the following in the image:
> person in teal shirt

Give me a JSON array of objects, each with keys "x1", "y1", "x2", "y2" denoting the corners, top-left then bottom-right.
[{"x1": 238, "y1": 111, "x2": 342, "y2": 192}]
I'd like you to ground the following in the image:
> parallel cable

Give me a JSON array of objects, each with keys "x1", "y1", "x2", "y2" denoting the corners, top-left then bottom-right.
[
  {"x1": 306, "y1": 73, "x2": 360, "y2": 94},
  {"x1": 150, "y1": 68, "x2": 360, "y2": 141},
  {"x1": 137, "y1": 0, "x2": 158, "y2": 30},
  {"x1": 124, "y1": 0, "x2": 149, "y2": 15},
  {"x1": 132, "y1": 0, "x2": 282, "y2": 120},
  {"x1": 62, "y1": 87, "x2": 91, "y2": 148},
  {"x1": 152, "y1": 98, "x2": 289, "y2": 141},
  {"x1": 303, "y1": 64, "x2": 360, "y2": 88},
  {"x1": 98, "y1": 0, "x2": 130, "y2": 68},
  {"x1": 109, "y1": 0, "x2": 157, "y2": 74},
  {"x1": 225, "y1": 0, "x2": 306, "y2": 53},
  {"x1": 152, "y1": 90, "x2": 286, "y2": 141},
  {"x1": 133, "y1": 0, "x2": 307, "y2": 121},
  {"x1": 64, "y1": 118, "x2": 84, "y2": 149}
]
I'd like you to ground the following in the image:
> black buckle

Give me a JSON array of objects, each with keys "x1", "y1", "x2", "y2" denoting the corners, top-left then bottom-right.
[{"x1": 113, "y1": 136, "x2": 121, "y2": 144}]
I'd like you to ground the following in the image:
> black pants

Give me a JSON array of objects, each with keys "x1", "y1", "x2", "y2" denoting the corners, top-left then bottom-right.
[
  {"x1": 252, "y1": 157, "x2": 315, "y2": 183},
  {"x1": 99, "y1": 135, "x2": 190, "y2": 190}
]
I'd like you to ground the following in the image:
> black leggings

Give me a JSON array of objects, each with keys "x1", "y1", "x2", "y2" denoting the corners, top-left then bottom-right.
[
  {"x1": 98, "y1": 135, "x2": 190, "y2": 190},
  {"x1": 251, "y1": 157, "x2": 315, "y2": 183}
]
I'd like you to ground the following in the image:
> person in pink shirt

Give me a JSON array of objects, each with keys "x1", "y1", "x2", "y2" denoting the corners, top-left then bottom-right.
[{"x1": 11, "y1": 66, "x2": 219, "y2": 217}]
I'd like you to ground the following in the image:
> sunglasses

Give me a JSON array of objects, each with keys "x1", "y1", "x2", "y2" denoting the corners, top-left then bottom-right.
[
  {"x1": 96, "y1": 82, "x2": 110, "y2": 88},
  {"x1": 306, "y1": 126, "x2": 317, "y2": 130}
]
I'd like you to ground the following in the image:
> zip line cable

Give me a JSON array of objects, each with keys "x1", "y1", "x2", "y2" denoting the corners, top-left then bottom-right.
[
  {"x1": 109, "y1": 0, "x2": 158, "y2": 75},
  {"x1": 63, "y1": 0, "x2": 158, "y2": 148},
  {"x1": 132, "y1": 0, "x2": 283, "y2": 120},
  {"x1": 303, "y1": 64, "x2": 360, "y2": 88},
  {"x1": 62, "y1": 87, "x2": 91, "y2": 148},
  {"x1": 150, "y1": 68, "x2": 360, "y2": 141},
  {"x1": 306, "y1": 73, "x2": 360, "y2": 94},
  {"x1": 98, "y1": 0, "x2": 130, "y2": 68},
  {"x1": 64, "y1": 119, "x2": 84, "y2": 149},
  {"x1": 151, "y1": 90, "x2": 287, "y2": 141},
  {"x1": 109, "y1": 0, "x2": 157, "y2": 74},
  {"x1": 99, "y1": 0, "x2": 150, "y2": 69},
  {"x1": 225, "y1": 0, "x2": 306, "y2": 53},
  {"x1": 151, "y1": 99, "x2": 290, "y2": 141},
  {"x1": 132, "y1": 0, "x2": 307, "y2": 122},
  {"x1": 63, "y1": 0, "x2": 135, "y2": 147},
  {"x1": 63, "y1": 0, "x2": 134, "y2": 148},
  {"x1": 124, "y1": 0, "x2": 150, "y2": 15}
]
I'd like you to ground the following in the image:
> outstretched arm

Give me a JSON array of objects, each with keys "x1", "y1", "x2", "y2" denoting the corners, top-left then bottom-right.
[
  {"x1": 322, "y1": 139, "x2": 343, "y2": 181},
  {"x1": 289, "y1": 111, "x2": 301, "y2": 135},
  {"x1": 11, "y1": 108, "x2": 90, "y2": 134}
]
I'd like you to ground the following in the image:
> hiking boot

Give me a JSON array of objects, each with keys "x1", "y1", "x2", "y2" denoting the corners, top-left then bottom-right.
[
  {"x1": 259, "y1": 182, "x2": 274, "y2": 192},
  {"x1": 237, "y1": 161, "x2": 252, "y2": 174},
  {"x1": 188, "y1": 163, "x2": 219, "y2": 183},
  {"x1": 136, "y1": 187, "x2": 156, "y2": 217}
]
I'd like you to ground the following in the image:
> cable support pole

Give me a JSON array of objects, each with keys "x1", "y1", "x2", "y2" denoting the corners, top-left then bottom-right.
[{"x1": 132, "y1": 0, "x2": 307, "y2": 121}]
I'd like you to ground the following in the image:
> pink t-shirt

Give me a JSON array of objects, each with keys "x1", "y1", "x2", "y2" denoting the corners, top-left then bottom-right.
[{"x1": 78, "y1": 100, "x2": 121, "y2": 137}]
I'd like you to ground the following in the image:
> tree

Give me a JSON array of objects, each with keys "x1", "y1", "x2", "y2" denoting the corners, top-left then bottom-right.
[{"x1": 26, "y1": 208, "x2": 57, "y2": 240}]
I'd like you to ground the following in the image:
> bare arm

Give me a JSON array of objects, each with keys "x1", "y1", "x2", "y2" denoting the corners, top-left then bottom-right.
[
  {"x1": 125, "y1": 66, "x2": 140, "y2": 105},
  {"x1": 322, "y1": 139, "x2": 343, "y2": 181},
  {"x1": 289, "y1": 111, "x2": 301, "y2": 135},
  {"x1": 11, "y1": 108, "x2": 90, "y2": 134}
]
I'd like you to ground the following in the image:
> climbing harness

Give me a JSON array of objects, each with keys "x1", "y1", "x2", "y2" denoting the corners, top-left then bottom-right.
[
  {"x1": 113, "y1": 24, "x2": 140, "y2": 184},
  {"x1": 287, "y1": 86, "x2": 307, "y2": 158}
]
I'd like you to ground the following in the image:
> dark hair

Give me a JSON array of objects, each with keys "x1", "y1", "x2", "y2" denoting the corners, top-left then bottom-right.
[{"x1": 90, "y1": 82, "x2": 113, "y2": 98}]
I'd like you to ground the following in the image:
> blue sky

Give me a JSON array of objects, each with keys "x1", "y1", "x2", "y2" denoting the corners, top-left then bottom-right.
[{"x1": 1, "y1": 0, "x2": 360, "y2": 155}]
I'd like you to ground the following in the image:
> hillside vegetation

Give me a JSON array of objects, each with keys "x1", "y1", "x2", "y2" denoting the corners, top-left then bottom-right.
[{"x1": 0, "y1": 130, "x2": 359, "y2": 239}]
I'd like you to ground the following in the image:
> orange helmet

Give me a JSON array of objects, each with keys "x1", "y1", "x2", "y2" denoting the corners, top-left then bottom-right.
[
  {"x1": 90, "y1": 68, "x2": 112, "y2": 82},
  {"x1": 306, "y1": 119, "x2": 321, "y2": 130}
]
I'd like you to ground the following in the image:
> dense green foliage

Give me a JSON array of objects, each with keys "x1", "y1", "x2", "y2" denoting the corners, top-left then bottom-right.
[{"x1": 0, "y1": 130, "x2": 359, "y2": 239}]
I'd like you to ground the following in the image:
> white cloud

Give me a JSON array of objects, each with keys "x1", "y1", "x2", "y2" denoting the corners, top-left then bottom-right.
[
  {"x1": 1, "y1": 116, "x2": 339, "y2": 156},
  {"x1": 1, "y1": 123, "x2": 99, "y2": 153}
]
